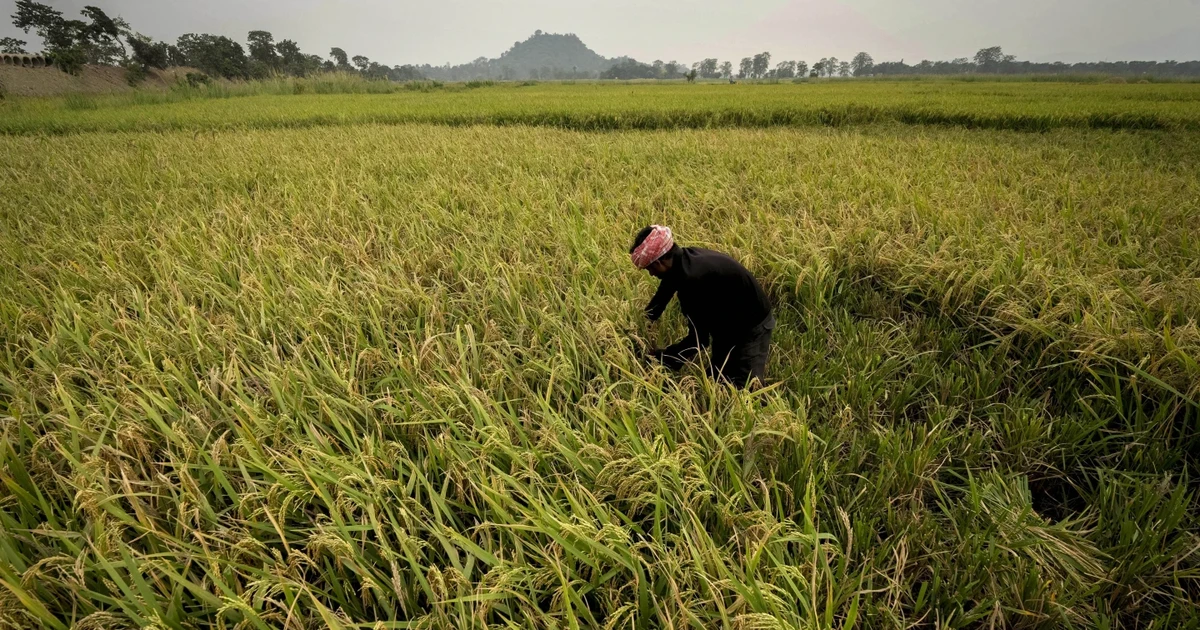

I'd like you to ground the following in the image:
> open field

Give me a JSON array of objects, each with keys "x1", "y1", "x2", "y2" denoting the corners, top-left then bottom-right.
[
  {"x1": 1, "y1": 85, "x2": 1199, "y2": 628},
  {"x1": 3, "y1": 81, "x2": 1200, "y2": 135}
]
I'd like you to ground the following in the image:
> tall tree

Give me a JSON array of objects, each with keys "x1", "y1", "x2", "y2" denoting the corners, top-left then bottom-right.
[
  {"x1": 364, "y1": 61, "x2": 390, "y2": 79},
  {"x1": 699, "y1": 58, "x2": 718, "y2": 79},
  {"x1": 247, "y1": 30, "x2": 279, "y2": 69},
  {"x1": 851, "y1": 51, "x2": 874, "y2": 76},
  {"x1": 973, "y1": 46, "x2": 1013, "y2": 72},
  {"x1": 329, "y1": 47, "x2": 350, "y2": 70},
  {"x1": 0, "y1": 37, "x2": 26, "y2": 53},
  {"x1": 11, "y1": 2, "x2": 133, "y2": 69},
  {"x1": 79, "y1": 5, "x2": 126, "y2": 64},
  {"x1": 352, "y1": 55, "x2": 370, "y2": 72},
  {"x1": 12, "y1": 0, "x2": 63, "y2": 43},
  {"x1": 12, "y1": 0, "x2": 83, "y2": 71},
  {"x1": 720, "y1": 60, "x2": 733, "y2": 79},
  {"x1": 127, "y1": 33, "x2": 168, "y2": 71},
  {"x1": 176, "y1": 33, "x2": 248, "y2": 79},
  {"x1": 274, "y1": 39, "x2": 318, "y2": 76},
  {"x1": 838, "y1": 60, "x2": 851, "y2": 77},
  {"x1": 738, "y1": 57, "x2": 753, "y2": 79},
  {"x1": 775, "y1": 60, "x2": 796, "y2": 79},
  {"x1": 796, "y1": 60, "x2": 808, "y2": 77},
  {"x1": 274, "y1": 38, "x2": 299, "y2": 62},
  {"x1": 167, "y1": 44, "x2": 186, "y2": 66},
  {"x1": 303, "y1": 53, "x2": 324, "y2": 75},
  {"x1": 752, "y1": 51, "x2": 771, "y2": 78}
]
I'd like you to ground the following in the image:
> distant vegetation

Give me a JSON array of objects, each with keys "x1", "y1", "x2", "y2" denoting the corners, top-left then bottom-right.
[
  {"x1": 7, "y1": 0, "x2": 423, "y2": 83},
  {"x1": 871, "y1": 46, "x2": 1200, "y2": 79},
  {"x1": 8, "y1": 1, "x2": 1200, "y2": 85}
]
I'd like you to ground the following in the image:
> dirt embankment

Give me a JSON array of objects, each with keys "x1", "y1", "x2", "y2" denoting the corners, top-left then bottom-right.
[{"x1": 0, "y1": 64, "x2": 198, "y2": 97}]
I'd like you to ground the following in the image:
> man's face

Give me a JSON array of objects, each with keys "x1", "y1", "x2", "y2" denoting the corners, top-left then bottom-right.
[{"x1": 646, "y1": 257, "x2": 670, "y2": 278}]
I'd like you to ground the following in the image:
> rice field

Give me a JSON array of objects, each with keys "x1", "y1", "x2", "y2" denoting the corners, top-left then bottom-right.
[
  {"x1": 3, "y1": 80, "x2": 1200, "y2": 135},
  {"x1": 1, "y1": 83, "x2": 1199, "y2": 629}
]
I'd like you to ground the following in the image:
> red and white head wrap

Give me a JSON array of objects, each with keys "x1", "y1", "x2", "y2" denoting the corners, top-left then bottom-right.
[{"x1": 630, "y1": 225, "x2": 674, "y2": 269}]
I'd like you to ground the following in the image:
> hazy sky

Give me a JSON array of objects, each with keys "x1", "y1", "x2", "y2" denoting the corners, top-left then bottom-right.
[{"x1": 3, "y1": 0, "x2": 1198, "y2": 66}]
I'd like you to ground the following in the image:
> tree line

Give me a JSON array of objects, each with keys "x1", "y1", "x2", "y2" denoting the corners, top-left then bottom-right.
[
  {"x1": 6, "y1": 1, "x2": 1200, "y2": 82},
  {"x1": 601, "y1": 47, "x2": 1200, "y2": 81},
  {"x1": 601, "y1": 52, "x2": 869, "y2": 81},
  {"x1": 5, "y1": 0, "x2": 423, "y2": 82},
  {"x1": 871, "y1": 46, "x2": 1200, "y2": 78}
]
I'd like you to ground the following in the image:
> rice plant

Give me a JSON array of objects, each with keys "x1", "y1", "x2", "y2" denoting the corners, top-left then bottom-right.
[{"x1": 0, "y1": 92, "x2": 1197, "y2": 628}]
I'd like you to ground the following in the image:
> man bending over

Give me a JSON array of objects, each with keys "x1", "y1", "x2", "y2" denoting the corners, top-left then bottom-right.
[{"x1": 630, "y1": 225, "x2": 775, "y2": 387}]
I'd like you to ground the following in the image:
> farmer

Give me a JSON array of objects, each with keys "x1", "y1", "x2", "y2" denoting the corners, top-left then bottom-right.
[{"x1": 630, "y1": 225, "x2": 775, "y2": 387}]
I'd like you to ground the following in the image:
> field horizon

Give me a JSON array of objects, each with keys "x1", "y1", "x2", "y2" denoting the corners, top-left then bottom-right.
[{"x1": 4, "y1": 80, "x2": 1200, "y2": 136}]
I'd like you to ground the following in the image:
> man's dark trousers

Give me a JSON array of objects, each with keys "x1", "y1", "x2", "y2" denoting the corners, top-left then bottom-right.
[{"x1": 709, "y1": 314, "x2": 774, "y2": 387}]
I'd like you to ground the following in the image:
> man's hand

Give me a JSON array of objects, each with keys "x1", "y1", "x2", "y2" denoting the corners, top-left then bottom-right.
[
  {"x1": 626, "y1": 333, "x2": 655, "y2": 362},
  {"x1": 645, "y1": 347, "x2": 688, "y2": 371},
  {"x1": 629, "y1": 338, "x2": 664, "y2": 363}
]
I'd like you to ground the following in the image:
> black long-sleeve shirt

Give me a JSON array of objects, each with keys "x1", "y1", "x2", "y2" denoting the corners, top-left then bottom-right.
[{"x1": 645, "y1": 247, "x2": 773, "y2": 366}]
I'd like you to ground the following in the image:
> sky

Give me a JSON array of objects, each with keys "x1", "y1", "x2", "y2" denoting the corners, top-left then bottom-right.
[{"x1": 3, "y1": 0, "x2": 1198, "y2": 66}]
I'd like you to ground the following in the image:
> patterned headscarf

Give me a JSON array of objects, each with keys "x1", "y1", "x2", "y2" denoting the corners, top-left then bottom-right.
[{"x1": 630, "y1": 225, "x2": 674, "y2": 269}]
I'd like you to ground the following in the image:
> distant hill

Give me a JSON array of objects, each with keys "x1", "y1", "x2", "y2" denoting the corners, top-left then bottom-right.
[
  {"x1": 497, "y1": 32, "x2": 610, "y2": 76},
  {"x1": 417, "y1": 31, "x2": 618, "y2": 81}
]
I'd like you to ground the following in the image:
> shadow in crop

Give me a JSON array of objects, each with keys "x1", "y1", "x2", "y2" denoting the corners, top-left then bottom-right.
[{"x1": 765, "y1": 261, "x2": 1199, "y2": 521}]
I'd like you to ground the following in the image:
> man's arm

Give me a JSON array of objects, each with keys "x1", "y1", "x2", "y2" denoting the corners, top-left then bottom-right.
[
  {"x1": 652, "y1": 321, "x2": 710, "y2": 370},
  {"x1": 644, "y1": 279, "x2": 677, "y2": 321}
]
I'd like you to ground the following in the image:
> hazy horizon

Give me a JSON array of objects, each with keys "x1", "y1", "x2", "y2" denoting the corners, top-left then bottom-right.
[{"x1": 3, "y1": 0, "x2": 1198, "y2": 67}]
